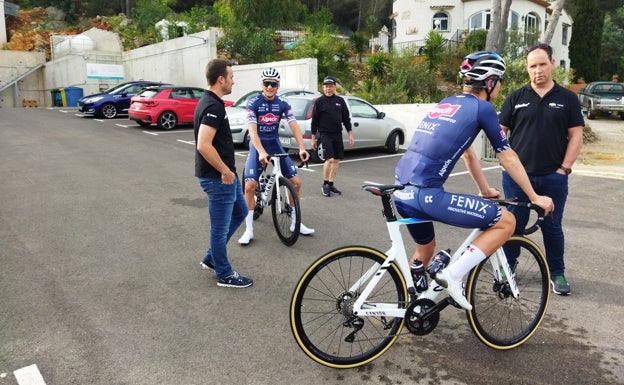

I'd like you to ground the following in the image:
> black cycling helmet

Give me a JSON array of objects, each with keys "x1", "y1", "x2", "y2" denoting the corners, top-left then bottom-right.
[
  {"x1": 261, "y1": 67, "x2": 280, "y2": 82},
  {"x1": 459, "y1": 51, "x2": 506, "y2": 82}
]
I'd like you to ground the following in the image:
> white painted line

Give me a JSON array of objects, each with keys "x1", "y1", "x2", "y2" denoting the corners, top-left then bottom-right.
[
  {"x1": 14, "y1": 364, "x2": 47, "y2": 385},
  {"x1": 115, "y1": 124, "x2": 131, "y2": 128},
  {"x1": 177, "y1": 140, "x2": 195, "y2": 145},
  {"x1": 94, "y1": 119, "x2": 105, "y2": 122},
  {"x1": 144, "y1": 131, "x2": 159, "y2": 136}
]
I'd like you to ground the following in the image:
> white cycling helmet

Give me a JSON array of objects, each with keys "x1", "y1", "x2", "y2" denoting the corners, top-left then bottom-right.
[
  {"x1": 261, "y1": 67, "x2": 281, "y2": 82},
  {"x1": 459, "y1": 51, "x2": 506, "y2": 82}
]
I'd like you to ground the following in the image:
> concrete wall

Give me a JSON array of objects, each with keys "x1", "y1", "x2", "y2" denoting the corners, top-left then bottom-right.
[
  {"x1": 0, "y1": 50, "x2": 45, "y2": 107},
  {"x1": 5, "y1": 27, "x2": 317, "y2": 108}
]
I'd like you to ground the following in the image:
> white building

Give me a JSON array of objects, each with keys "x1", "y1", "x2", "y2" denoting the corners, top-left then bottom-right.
[{"x1": 391, "y1": 0, "x2": 573, "y2": 68}]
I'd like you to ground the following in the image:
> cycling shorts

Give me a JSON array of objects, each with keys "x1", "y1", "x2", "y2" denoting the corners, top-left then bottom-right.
[
  {"x1": 393, "y1": 185, "x2": 503, "y2": 244},
  {"x1": 243, "y1": 138, "x2": 297, "y2": 181}
]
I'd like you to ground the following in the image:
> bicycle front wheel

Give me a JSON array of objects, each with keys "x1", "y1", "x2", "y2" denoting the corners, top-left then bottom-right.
[
  {"x1": 290, "y1": 246, "x2": 408, "y2": 369},
  {"x1": 271, "y1": 176, "x2": 300, "y2": 246},
  {"x1": 466, "y1": 236, "x2": 550, "y2": 349}
]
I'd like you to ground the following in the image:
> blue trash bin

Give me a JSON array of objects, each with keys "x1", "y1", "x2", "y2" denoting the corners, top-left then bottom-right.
[{"x1": 64, "y1": 87, "x2": 84, "y2": 107}]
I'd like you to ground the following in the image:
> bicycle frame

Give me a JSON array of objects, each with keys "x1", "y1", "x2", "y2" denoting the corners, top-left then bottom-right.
[{"x1": 350, "y1": 217, "x2": 520, "y2": 319}]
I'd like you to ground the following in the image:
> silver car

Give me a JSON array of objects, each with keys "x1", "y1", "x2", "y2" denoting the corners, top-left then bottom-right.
[
  {"x1": 277, "y1": 95, "x2": 406, "y2": 162},
  {"x1": 226, "y1": 88, "x2": 320, "y2": 146}
]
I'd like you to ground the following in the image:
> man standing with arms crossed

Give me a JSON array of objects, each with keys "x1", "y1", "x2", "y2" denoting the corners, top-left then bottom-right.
[
  {"x1": 195, "y1": 59, "x2": 252, "y2": 288},
  {"x1": 499, "y1": 43, "x2": 584, "y2": 295},
  {"x1": 311, "y1": 76, "x2": 354, "y2": 197}
]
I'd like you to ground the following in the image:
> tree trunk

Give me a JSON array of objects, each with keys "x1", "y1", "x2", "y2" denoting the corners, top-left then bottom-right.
[
  {"x1": 497, "y1": 0, "x2": 512, "y2": 52},
  {"x1": 486, "y1": 0, "x2": 502, "y2": 51},
  {"x1": 543, "y1": 0, "x2": 566, "y2": 44}
]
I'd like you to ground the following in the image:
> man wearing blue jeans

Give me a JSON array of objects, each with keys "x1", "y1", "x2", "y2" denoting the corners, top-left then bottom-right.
[
  {"x1": 499, "y1": 43, "x2": 583, "y2": 295},
  {"x1": 194, "y1": 58, "x2": 253, "y2": 288}
]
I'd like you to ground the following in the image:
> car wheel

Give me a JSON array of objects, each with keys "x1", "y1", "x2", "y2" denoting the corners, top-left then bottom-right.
[
  {"x1": 100, "y1": 103, "x2": 118, "y2": 119},
  {"x1": 243, "y1": 131, "x2": 250, "y2": 148},
  {"x1": 310, "y1": 144, "x2": 325, "y2": 163},
  {"x1": 386, "y1": 131, "x2": 400, "y2": 154},
  {"x1": 157, "y1": 111, "x2": 178, "y2": 130},
  {"x1": 587, "y1": 107, "x2": 596, "y2": 120},
  {"x1": 621, "y1": 113, "x2": 624, "y2": 120}
]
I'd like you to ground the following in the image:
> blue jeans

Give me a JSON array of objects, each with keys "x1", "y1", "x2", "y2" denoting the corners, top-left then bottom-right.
[
  {"x1": 502, "y1": 171, "x2": 568, "y2": 276},
  {"x1": 198, "y1": 175, "x2": 247, "y2": 279}
]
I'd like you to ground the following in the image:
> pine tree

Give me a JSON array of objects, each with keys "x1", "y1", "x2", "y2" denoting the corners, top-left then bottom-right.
[{"x1": 569, "y1": 0, "x2": 604, "y2": 82}]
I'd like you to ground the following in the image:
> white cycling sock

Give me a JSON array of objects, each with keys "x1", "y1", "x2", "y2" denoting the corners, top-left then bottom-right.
[
  {"x1": 446, "y1": 244, "x2": 486, "y2": 281},
  {"x1": 245, "y1": 210, "x2": 254, "y2": 231}
]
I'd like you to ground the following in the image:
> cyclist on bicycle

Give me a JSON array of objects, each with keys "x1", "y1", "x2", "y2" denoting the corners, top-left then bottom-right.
[
  {"x1": 239, "y1": 67, "x2": 315, "y2": 245},
  {"x1": 393, "y1": 51, "x2": 554, "y2": 310}
]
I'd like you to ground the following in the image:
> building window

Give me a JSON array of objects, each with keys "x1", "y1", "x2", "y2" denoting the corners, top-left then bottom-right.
[
  {"x1": 562, "y1": 24, "x2": 570, "y2": 45},
  {"x1": 469, "y1": 11, "x2": 488, "y2": 31},
  {"x1": 433, "y1": 12, "x2": 449, "y2": 31},
  {"x1": 559, "y1": 60, "x2": 566, "y2": 69}
]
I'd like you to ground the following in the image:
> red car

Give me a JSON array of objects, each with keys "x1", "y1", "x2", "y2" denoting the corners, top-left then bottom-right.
[{"x1": 129, "y1": 86, "x2": 206, "y2": 130}]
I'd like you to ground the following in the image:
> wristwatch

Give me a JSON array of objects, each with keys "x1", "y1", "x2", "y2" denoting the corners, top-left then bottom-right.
[{"x1": 559, "y1": 165, "x2": 572, "y2": 175}]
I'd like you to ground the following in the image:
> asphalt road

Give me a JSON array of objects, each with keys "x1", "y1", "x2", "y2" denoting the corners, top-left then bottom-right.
[{"x1": 1, "y1": 107, "x2": 623, "y2": 385}]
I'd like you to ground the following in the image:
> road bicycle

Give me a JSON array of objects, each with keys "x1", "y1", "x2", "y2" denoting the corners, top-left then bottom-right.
[
  {"x1": 290, "y1": 183, "x2": 550, "y2": 368},
  {"x1": 244, "y1": 153, "x2": 301, "y2": 246}
]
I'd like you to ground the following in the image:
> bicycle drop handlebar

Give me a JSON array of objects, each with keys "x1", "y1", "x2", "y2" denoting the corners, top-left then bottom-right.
[
  {"x1": 490, "y1": 198, "x2": 545, "y2": 235},
  {"x1": 361, "y1": 183, "x2": 545, "y2": 236}
]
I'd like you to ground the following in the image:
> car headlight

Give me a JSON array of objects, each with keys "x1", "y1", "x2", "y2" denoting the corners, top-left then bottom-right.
[
  {"x1": 229, "y1": 116, "x2": 246, "y2": 126},
  {"x1": 85, "y1": 96, "x2": 104, "y2": 103}
]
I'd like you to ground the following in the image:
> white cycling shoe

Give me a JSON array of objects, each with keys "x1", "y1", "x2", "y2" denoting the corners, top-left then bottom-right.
[
  {"x1": 290, "y1": 223, "x2": 315, "y2": 235},
  {"x1": 434, "y1": 269, "x2": 472, "y2": 311},
  {"x1": 238, "y1": 230, "x2": 254, "y2": 245}
]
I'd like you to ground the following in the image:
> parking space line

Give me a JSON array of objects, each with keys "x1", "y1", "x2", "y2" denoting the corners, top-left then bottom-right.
[
  {"x1": 144, "y1": 130, "x2": 194, "y2": 136},
  {"x1": 14, "y1": 364, "x2": 47, "y2": 385}
]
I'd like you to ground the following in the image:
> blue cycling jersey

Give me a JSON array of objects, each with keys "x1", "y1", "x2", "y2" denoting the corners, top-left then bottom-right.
[
  {"x1": 246, "y1": 94, "x2": 297, "y2": 139},
  {"x1": 393, "y1": 93, "x2": 510, "y2": 240},
  {"x1": 395, "y1": 93, "x2": 510, "y2": 188}
]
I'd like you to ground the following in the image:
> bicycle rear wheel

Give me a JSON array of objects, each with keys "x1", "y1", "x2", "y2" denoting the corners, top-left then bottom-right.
[
  {"x1": 271, "y1": 176, "x2": 300, "y2": 246},
  {"x1": 465, "y1": 236, "x2": 550, "y2": 349},
  {"x1": 290, "y1": 246, "x2": 408, "y2": 368}
]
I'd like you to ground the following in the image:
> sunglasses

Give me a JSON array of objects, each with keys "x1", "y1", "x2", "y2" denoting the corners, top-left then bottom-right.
[
  {"x1": 491, "y1": 77, "x2": 503, "y2": 84},
  {"x1": 263, "y1": 81, "x2": 279, "y2": 88}
]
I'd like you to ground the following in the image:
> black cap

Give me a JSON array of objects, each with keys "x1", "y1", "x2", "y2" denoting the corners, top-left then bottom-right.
[{"x1": 322, "y1": 76, "x2": 336, "y2": 85}]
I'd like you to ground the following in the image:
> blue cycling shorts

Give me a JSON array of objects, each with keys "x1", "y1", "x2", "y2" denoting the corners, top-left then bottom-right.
[
  {"x1": 393, "y1": 185, "x2": 502, "y2": 245},
  {"x1": 243, "y1": 137, "x2": 297, "y2": 181}
]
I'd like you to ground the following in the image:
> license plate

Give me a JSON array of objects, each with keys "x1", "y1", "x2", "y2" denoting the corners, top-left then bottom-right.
[{"x1": 279, "y1": 137, "x2": 290, "y2": 146}]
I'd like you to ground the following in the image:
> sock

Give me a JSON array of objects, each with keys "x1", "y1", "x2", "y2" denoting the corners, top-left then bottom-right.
[
  {"x1": 446, "y1": 244, "x2": 486, "y2": 281},
  {"x1": 329, "y1": 181, "x2": 334, "y2": 186},
  {"x1": 245, "y1": 210, "x2": 254, "y2": 232},
  {"x1": 323, "y1": 180, "x2": 329, "y2": 185}
]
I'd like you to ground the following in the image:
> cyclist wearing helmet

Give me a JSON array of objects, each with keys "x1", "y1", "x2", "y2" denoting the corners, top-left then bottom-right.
[
  {"x1": 393, "y1": 51, "x2": 554, "y2": 310},
  {"x1": 238, "y1": 67, "x2": 314, "y2": 245}
]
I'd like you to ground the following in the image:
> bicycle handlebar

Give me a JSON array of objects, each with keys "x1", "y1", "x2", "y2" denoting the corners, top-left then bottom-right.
[{"x1": 489, "y1": 198, "x2": 545, "y2": 235}]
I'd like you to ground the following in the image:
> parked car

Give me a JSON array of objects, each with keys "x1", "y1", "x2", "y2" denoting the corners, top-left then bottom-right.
[
  {"x1": 578, "y1": 81, "x2": 624, "y2": 120},
  {"x1": 128, "y1": 86, "x2": 205, "y2": 130},
  {"x1": 227, "y1": 88, "x2": 321, "y2": 146},
  {"x1": 278, "y1": 95, "x2": 407, "y2": 163},
  {"x1": 78, "y1": 81, "x2": 170, "y2": 119}
]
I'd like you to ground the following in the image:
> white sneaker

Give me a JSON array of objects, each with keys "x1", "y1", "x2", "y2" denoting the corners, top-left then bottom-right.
[
  {"x1": 434, "y1": 269, "x2": 472, "y2": 311},
  {"x1": 299, "y1": 223, "x2": 315, "y2": 235},
  {"x1": 238, "y1": 230, "x2": 254, "y2": 245}
]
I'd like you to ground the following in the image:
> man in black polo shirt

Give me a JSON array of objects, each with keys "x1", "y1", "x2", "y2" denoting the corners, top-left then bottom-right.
[
  {"x1": 311, "y1": 76, "x2": 354, "y2": 197},
  {"x1": 499, "y1": 43, "x2": 584, "y2": 295},
  {"x1": 195, "y1": 59, "x2": 252, "y2": 288}
]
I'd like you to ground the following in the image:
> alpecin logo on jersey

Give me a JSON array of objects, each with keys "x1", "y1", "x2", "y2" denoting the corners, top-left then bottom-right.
[
  {"x1": 259, "y1": 113, "x2": 280, "y2": 125},
  {"x1": 428, "y1": 103, "x2": 461, "y2": 119}
]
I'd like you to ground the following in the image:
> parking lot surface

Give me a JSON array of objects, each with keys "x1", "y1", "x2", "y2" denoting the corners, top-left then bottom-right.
[{"x1": 1, "y1": 107, "x2": 623, "y2": 385}]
